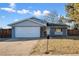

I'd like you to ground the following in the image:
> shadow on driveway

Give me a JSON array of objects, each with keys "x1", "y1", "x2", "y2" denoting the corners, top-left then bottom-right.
[
  {"x1": 0, "y1": 36, "x2": 79, "y2": 42},
  {"x1": 0, "y1": 38, "x2": 44, "y2": 42}
]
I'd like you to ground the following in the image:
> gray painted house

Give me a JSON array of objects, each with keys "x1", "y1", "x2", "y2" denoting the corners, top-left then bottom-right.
[
  {"x1": 47, "y1": 23, "x2": 67, "y2": 37},
  {"x1": 9, "y1": 17, "x2": 68, "y2": 38}
]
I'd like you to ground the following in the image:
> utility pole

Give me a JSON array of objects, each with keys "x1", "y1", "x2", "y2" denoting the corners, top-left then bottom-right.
[{"x1": 45, "y1": 23, "x2": 50, "y2": 54}]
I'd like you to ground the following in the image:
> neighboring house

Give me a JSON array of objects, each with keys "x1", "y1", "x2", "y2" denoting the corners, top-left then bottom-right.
[{"x1": 8, "y1": 17, "x2": 68, "y2": 38}]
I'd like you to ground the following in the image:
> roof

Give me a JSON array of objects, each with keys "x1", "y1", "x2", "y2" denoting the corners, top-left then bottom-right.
[
  {"x1": 30, "y1": 17, "x2": 47, "y2": 23},
  {"x1": 8, "y1": 17, "x2": 68, "y2": 27},
  {"x1": 47, "y1": 23, "x2": 68, "y2": 28},
  {"x1": 8, "y1": 17, "x2": 47, "y2": 26},
  {"x1": 47, "y1": 23, "x2": 68, "y2": 26}
]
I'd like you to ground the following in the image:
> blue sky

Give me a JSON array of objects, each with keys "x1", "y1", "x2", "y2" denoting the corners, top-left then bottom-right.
[{"x1": 0, "y1": 3, "x2": 66, "y2": 28}]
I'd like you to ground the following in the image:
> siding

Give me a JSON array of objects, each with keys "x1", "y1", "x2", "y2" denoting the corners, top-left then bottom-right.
[
  {"x1": 50, "y1": 28, "x2": 55, "y2": 36},
  {"x1": 62, "y1": 28, "x2": 67, "y2": 36},
  {"x1": 50, "y1": 27, "x2": 67, "y2": 36},
  {"x1": 12, "y1": 27, "x2": 15, "y2": 38}
]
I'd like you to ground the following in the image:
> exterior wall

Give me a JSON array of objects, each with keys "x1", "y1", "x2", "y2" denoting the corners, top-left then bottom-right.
[
  {"x1": 47, "y1": 27, "x2": 50, "y2": 35},
  {"x1": 40, "y1": 26, "x2": 47, "y2": 37},
  {"x1": 12, "y1": 27, "x2": 15, "y2": 38},
  {"x1": 50, "y1": 26, "x2": 67, "y2": 37},
  {"x1": 50, "y1": 27, "x2": 55, "y2": 37},
  {"x1": 12, "y1": 20, "x2": 45, "y2": 27},
  {"x1": 62, "y1": 28, "x2": 67, "y2": 36}
]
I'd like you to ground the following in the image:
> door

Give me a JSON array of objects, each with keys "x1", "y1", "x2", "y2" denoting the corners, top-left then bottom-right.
[{"x1": 15, "y1": 27, "x2": 40, "y2": 38}]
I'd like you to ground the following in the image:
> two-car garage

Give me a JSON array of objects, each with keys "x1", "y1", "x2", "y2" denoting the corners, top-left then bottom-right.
[
  {"x1": 9, "y1": 17, "x2": 46, "y2": 38},
  {"x1": 15, "y1": 27, "x2": 40, "y2": 38}
]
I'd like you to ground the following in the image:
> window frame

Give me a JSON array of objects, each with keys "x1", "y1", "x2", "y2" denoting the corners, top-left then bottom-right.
[{"x1": 55, "y1": 28, "x2": 62, "y2": 32}]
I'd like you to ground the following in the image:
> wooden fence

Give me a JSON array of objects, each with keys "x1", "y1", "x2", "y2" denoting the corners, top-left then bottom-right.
[
  {"x1": 67, "y1": 29, "x2": 79, "y2": 36},
  {"x1": 0, "y1": 29, "x2": 12, "y2": 38},
  {"x1": 0, "y1": 29, "x2": 79, "y2": 38}
]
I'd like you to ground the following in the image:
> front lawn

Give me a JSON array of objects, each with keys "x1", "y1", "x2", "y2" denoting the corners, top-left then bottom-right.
[{"x1": 31, "y1": 37, "x2": 79, "y2": 55}]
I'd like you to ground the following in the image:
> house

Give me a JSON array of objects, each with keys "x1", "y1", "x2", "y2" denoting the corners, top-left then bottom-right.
[
  {"x1": 8, "y1": 17, "x2": 68, "y2": 38},
  {"x1": 47, "y1": 23, "x2": 68, "y2": 37}
]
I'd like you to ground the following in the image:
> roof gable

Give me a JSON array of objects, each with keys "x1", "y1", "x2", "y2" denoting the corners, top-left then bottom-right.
[{"x1": 8, "y1": 17, "x2": 46, "y2": 26}]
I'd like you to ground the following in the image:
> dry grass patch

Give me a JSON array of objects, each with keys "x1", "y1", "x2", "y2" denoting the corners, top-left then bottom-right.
[{"x1": 31, "y1": 39, "x2": 79, "y2": 55}]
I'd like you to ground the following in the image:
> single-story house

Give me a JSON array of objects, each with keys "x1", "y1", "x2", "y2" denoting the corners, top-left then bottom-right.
[{"x1": 8, "y1": 17, "x2": 68, "y2": 38}]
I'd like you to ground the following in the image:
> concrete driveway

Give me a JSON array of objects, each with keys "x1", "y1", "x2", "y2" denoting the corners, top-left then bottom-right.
[{"x1": 0, "y1": 39, "x2": 39, "y2": 56}]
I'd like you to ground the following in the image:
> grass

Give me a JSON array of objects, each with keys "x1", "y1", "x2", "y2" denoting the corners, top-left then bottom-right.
[{"x1": 31, "y1": 37, "x2": 79, "y2": 55}]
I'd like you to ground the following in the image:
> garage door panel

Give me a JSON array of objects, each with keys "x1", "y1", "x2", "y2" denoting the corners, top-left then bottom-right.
[{"x1": 15, "y1": 27, "x2": 40, "y2": 37}]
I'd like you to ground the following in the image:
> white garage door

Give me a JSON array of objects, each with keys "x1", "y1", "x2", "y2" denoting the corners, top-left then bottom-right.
[{"x1": 15, "y1": 27, "x2": 40, "y2": 37}]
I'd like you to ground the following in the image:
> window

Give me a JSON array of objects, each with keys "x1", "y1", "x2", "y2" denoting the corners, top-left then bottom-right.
[
  {"x1": 55, "y1": 28, "x2": 62, "y2": 32},
  {"x1": 55, "y1": 28, "x2": 63, "y2": 35}
]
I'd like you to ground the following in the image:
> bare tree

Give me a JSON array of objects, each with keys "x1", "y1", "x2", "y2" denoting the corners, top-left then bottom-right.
[{"x1": 43, "y1": 11, "x2": 58, "y2": 23}]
